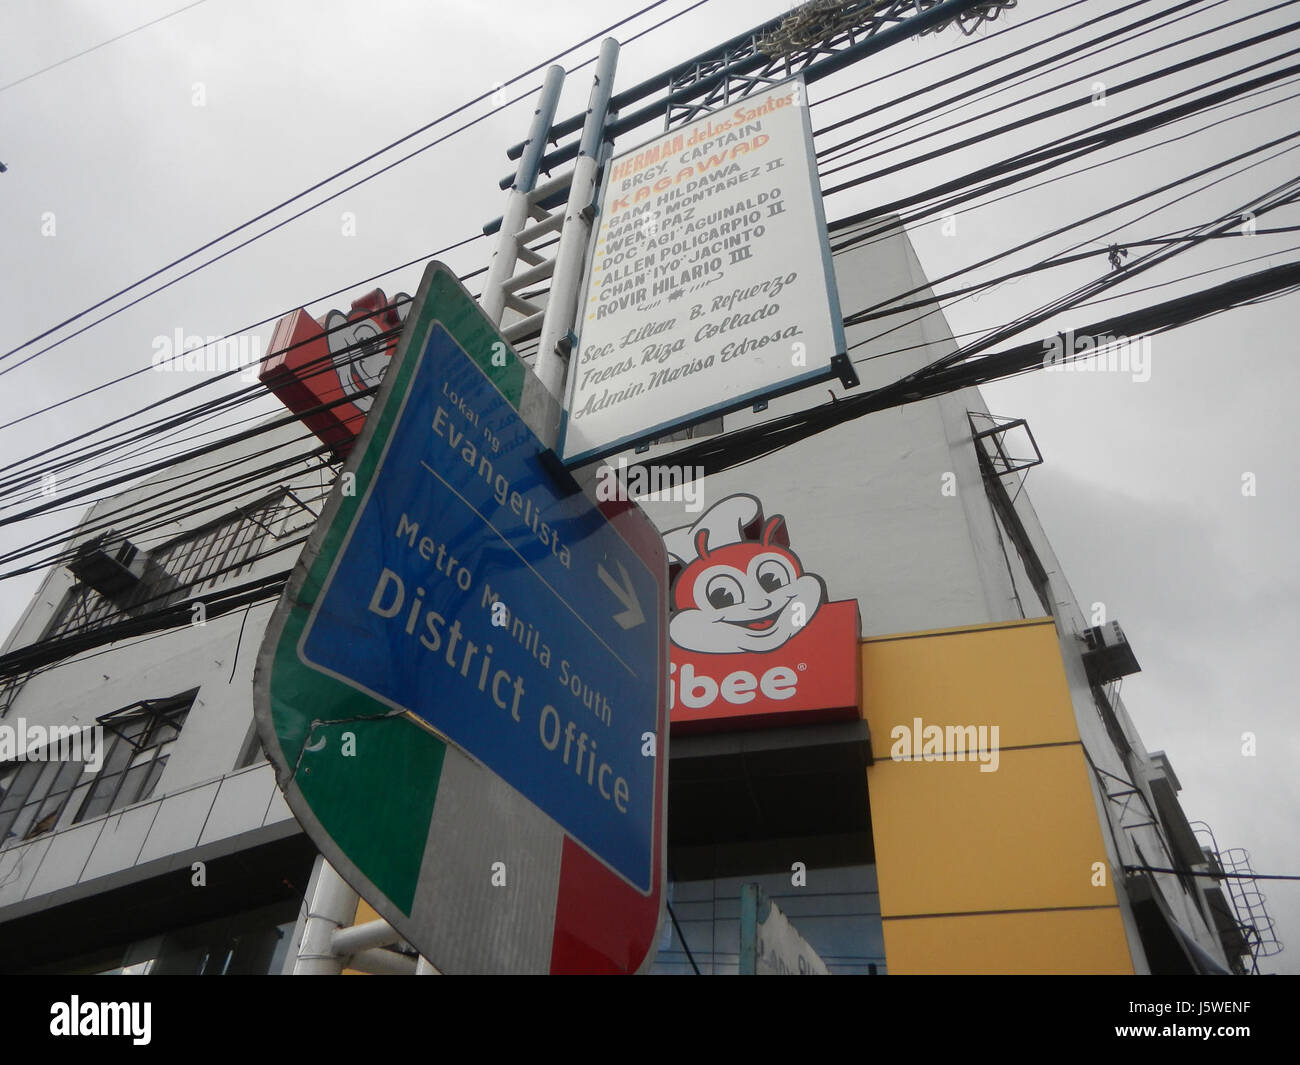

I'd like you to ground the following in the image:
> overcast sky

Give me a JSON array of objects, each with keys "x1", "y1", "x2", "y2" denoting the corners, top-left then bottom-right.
[{"x1": 0, "y1": 0, "x2": 1296, "y2": 973}]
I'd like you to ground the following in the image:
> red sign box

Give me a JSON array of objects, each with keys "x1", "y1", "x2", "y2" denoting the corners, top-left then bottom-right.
[
  {"x1": 259, "y1": 289, "x2": 409, "y2": 459},
  {"x1": 663, "y1": 493, "x2": 862, "y2": 734},
  {"x1": 669, "y1": 598, "x2": 861, "y2": 733}
]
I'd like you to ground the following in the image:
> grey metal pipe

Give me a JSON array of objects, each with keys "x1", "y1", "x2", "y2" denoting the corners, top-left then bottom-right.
[
  {"x1": 533, "y1": 38, "x2": 620, "y2": 402},
  {"x1": 481, "y1": 65, "x2": 567, "y2": 325}
]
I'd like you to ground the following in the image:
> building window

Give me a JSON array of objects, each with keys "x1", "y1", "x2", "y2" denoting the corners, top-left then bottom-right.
[
  {"x1": 0, "y1": 748, "x2": 89, "y2": 849},
  {"x1": 43, "y1": 583, "x2": 121, "y2": 639},
  {"x1": 45, "y1": 491, "x2": 295, "y2": 639},
  {"x1": 73, "y1": 689, "x2": 198, "y2": 825},
  {"x1": 150, "y1": 492, "x2": 288, "y2": 600},
  {"x1": 0, "y1": 690, "x2": 199, "y2": 849}
]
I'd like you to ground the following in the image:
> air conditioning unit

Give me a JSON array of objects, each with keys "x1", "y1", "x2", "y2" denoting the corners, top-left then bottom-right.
[
  {"x1": 67, "y1": 536, "x2": 148, "y2": 601},
  {"x1": 1082, "y1": 621, "x2": 1141, "y2": 685}
]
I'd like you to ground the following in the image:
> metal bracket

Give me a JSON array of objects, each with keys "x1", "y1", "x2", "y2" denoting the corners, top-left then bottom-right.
[
  {"x1": 831, "y1": 352, "x2": 860, "y2": 389},
  {"x1": 537, "y1": 448, "x2": 583, "y2": 496},
  {"x1": 555, "y1": 330, "x2": 579, "y2": 360}
]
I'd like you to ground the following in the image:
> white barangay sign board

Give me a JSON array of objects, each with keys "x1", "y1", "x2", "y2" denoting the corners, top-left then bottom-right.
[{"x1": 561, "y1": 74, "x2": 853, "y2": 465}]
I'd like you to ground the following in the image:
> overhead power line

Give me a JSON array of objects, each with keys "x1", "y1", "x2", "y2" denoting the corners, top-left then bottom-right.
[
  {"x1": 820, "y1": 24, "x2": 1300, "y2": 197},
  {"x1": 815, "y1": 0, "x2": 1255, "y2": 172},
  {"x1": 853, "y1": 73, "x2": 1300, "y2": 254},
  {"x1": 808, "y1": 0, "x2": 1099, "y2": 115},
  {"x1": 830, "y1": 169, "x2": 1300, "y2": 430},
  {"x1": 815, "y1": 0, "x2": 1208, "y2": 153},
  {"x1": 0, "y1": 442, "x2": 332, "y2": 578},
  {"x1": 18, "y1": 69, "x2": 1285, "y2": 493},
  {"x1": 0, "y1": 3, "x2": 1293, "y2": 535},
  {"x1": 11, "y1": 161, "x2": 1298, "y2": 553},
  {"x1": 625, "y1": 258, "x2": 1300, "y2": 481},
  {"x1": 0, "y1": 353, "x2": 376, "y2": 532},
  {"x1": 6, "y1": 123, "x2": 1295, "y2": 556},
  {"x1": 0, "y1": 235, "x2": 488, "y2": 437},
  {"x1": 0, "y1": 0, "x2": 686, "y2": 370},
  {"x1": 12, "y1": 216, "x2": 1295, "y2": 580},
  {"x1": 0, "y1": 0, "x2": 1243, "y2": 449},
  {"x1": 830, "y1": 125, "x2": 1300, "y2": 328},
  {"x1": 5, "y1": 257, "x2": 1299, "y2": 680},
  {"x1": 0, "y1": 310, "x2": 402, "y2": 496},
  {"x1": 838, "y1": 234, "x2": 1300, "y2": 363},
  {"x1": 0, "y1": 569, "x2": 294, "y2": 679},
  {"x1": 1126, "y1": 865, "x2": 1300, "y2": 882},
  {"x1": 0, "y1": 141, "x2": 1279, "y2": 533},
  {"x1": 0, "y1": 0, "x2": 209, "y2": 94},
  {"x1": 847, "y1": 225, "x2": 1300, "y2": 326}
]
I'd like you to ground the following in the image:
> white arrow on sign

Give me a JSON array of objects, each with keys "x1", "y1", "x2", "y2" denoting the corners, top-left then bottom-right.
[{"x1": 597, "y1": 561, "x2": 645, "y2": 630}]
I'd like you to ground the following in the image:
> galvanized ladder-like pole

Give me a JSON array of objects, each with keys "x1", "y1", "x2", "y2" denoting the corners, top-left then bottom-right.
[
  {"x1": 533, "y1": 38, "x2": 618, "y2": 402},
  {"x1": 481, "y1": 39, "x2": 620, "y2": 406},
  {"x1": 479, "y1": 63, "x2": 568, "y2": 332}
]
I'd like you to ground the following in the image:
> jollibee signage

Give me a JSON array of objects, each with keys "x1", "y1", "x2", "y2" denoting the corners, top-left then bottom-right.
[
  {"x1": 259, "y1": 289, "x2": 410, "y2": 458},
  {"x1": 665, "y1": 494, "x2": 861, "y2": 733}
]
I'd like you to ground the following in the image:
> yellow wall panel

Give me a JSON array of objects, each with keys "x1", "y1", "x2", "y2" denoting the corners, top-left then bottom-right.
[
  {"x1": 882, "y1": 907, "x2": 1134, "y2": 975},
  {"x1": 859, "y1": 618, "x2": 1135, "y2": 973},
  {"x1": 862, "y1": 617, "x2": 1079, "y2": 751},
  {"x1": 869, "y1": 745, "x2": 1118, "y2": 916}
]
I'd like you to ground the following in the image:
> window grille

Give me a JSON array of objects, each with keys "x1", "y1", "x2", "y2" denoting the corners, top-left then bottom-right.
[
  {"x1": 45, "y1": 491, "x2": 292, "y2": 638},
  {"x1": 151, "y1": 492, "x2": 288, "y2": 599}
]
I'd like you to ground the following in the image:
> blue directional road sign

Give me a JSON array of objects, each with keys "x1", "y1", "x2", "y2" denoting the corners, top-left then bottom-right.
[{"x1": 256, "y1": 262, "x2": 669, "y2": 974}]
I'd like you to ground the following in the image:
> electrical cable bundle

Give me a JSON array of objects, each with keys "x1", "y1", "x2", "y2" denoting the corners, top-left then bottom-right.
[{"x1": 3, "y1": 0, "x2": 1299, "y2": 678}]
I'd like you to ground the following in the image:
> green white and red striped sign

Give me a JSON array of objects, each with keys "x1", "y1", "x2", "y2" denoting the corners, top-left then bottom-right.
[{"x1": 254, "y1": 262, "x2": 669, "y2": 973}]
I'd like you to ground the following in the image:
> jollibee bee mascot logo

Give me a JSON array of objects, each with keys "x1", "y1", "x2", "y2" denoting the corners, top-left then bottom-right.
[
  {"x1": 324, "y1": 289, "x2": 411, "y2": 413},
  {"x1": 665, "y1": 494, "x2": 826, "y2": 656}
]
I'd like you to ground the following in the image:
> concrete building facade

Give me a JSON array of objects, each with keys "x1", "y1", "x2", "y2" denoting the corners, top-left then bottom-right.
[{"x1": 0, "y1": 217, "x2": 1257, "y2": 974}]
